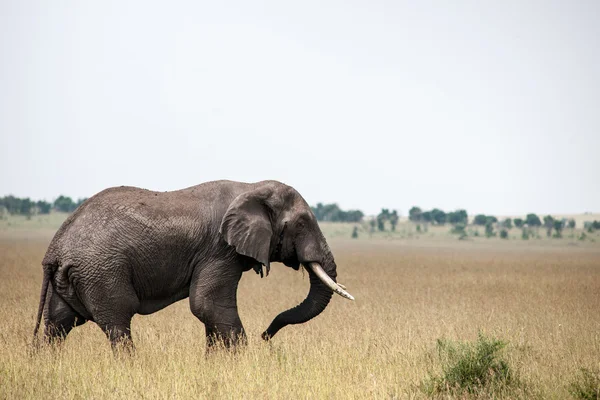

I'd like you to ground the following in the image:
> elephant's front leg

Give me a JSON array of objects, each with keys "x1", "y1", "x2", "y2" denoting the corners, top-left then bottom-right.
[{"x1": 189, "y1": 260, "x2": 246, "y2": 350}]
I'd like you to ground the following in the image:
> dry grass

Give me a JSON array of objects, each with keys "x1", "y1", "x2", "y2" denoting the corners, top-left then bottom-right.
[{"x1": 1, "y1": 234, "x2": 599, "y2": 399}]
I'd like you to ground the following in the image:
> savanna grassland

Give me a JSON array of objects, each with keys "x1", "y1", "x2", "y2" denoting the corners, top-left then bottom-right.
[{"x1": 1, "y1": 217, "x2": 599, "y2": 399}]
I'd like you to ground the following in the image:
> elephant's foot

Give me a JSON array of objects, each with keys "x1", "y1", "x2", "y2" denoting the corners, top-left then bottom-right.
[
  {"x1": 205, "y1": 323, "x2": 247, "y2": 351},
  {"x1": 98, "y1": 323, "x2": 135, "y2": 354}
]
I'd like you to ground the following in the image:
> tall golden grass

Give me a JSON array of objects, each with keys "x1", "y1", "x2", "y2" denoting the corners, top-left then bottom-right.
[{"x1": 1, "y1": 236, "x2": 599, "y2": 398}]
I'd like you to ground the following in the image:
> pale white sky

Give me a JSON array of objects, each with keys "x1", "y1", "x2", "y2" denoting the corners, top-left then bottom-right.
[{"x1": 1, "y1": 1, "x2": 599, "y2": 216}]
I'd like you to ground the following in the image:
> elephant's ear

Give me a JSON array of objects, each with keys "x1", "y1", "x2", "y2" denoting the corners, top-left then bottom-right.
[{"x1": 219, "y1": 188, "x2": 273, "y2": 268}]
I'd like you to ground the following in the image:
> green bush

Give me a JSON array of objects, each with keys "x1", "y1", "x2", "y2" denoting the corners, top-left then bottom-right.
[
  {"x1": 421, "y1": 333, "x2": 517, "y2": 396},
  {"x1": 553, "y1": 219, "x2": 565, "y2": 238},
  {"x1": 485, "y1": 221, "x2": 496, "y2": 238},
  {"x1": 450, "y1": 223, "x2": 466, "y2": 236},
  {"x1": 500, "y1": 229, "x2": 509, "y2": 239},
  {"x1": 585, "y1": 221, "x2": 600, "y2": 233},
  {"x1": 569, "y1": 368, "x2": 600, "y2": 400}
]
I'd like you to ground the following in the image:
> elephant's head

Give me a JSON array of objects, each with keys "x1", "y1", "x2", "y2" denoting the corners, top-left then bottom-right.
[{"x1": 219, "y1": 180, "x2": 354, "y2": 340}]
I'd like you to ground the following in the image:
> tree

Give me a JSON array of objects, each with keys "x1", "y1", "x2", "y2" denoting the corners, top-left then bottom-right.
[
  {"x1": 312, "y1": 203, "x2": 325, "y2": 220},
  {"x1": 311, "y1": 203, "x2": 340, "y2": 221},
  {"x1": 486, "y1": 216, "x2": 498, "y2": 224},
  {"x1": 502, "y1": 218, "x2": 513, "y2": 230},
  {"x1": 409, "y1": 206, "x2": 422, "y2": 222},
  {"x1": 500, "y1": 229, "x2": 508, "y2": 239},
  {"x1": 344, "y1": 210, "x2": 364, "y2": 223},
  {"x1": 473, "y1": 214, "x2": 488, "y2": 226},
  {"x1": 351, "y1": 226, "x2": 358, "y2": 239},
  {"x1": 323, "y1": 203, "x2": 341, "y2": 221},
  {"x1": 376, "y1": 209, "x2": 390, "y2": 231},
  {"x1": 525, "y1": 213, "x2": 541, "y2": 227},
  {"x1": 568, "y1": 219, "x2": 576, "y2": 236},
  {"x1": 447, "y1": 209, "x2": 468, "y2": 225},
  {"x1": 485, "y1": 221, "x2": 495, "y2": 238},
  {"x1": 54, "y1": 195, "x2": 76, "y2": 213},
  {"x1": 514, "y1": 218, "x2": 524, "y2": 228},
  {"x1": 1, "y1": 195, "x2": 21, "y2": 214},
  {"x1": 19, "y1": 198, "x2": 33, "y2": 216},
  {"x1": 584, "y1": 220, "x2": 600, "y2": 232},
  {"x1": 431, "y1": 208, "x2": 447, "y2": 225},
  {"x1": 553, "y1": 219, "x2": 564, "y2": 238},
  {"x1": 377, "y1": 216, "x2": 385, "y2": 231},
  {"x1": 36, "y1": 200, "x2": 52, "y2": 214},
  {"x1": 311, "y1": 203, "x2": 364, "y2": 222},
  {"x1": 421, "y1": 211, "x2": 432, "y2": 223},
  {"x1": 543, "y1": 215, "x2": 555, "y2": 237},
  {"x1": 389, "y1": 210, "x2": 399, "y2": 231}
]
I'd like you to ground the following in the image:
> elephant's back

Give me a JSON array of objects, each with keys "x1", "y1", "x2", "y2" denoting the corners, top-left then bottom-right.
[
  {"x1": 41, "y1": 181, "x2": 259, "y2": 266},
  {"x1": 42, "y1": 186, "x2": 201, "y2": 266}
]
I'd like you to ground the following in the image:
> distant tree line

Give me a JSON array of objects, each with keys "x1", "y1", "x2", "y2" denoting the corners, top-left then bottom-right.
[
  {"x1": 311, "y1": 203, "x2": 364, "y2": 223},
  {"x1": 0, "y1": 195, "x2": 87, "y2": 216},
  {"x1": 407, "y1": 208, "x2": 558, "y2": 230},
  {"x1": 405, "y1": 206, "x2": 588, "y2": 240},
  {"x1": 408, "y1": 207, "x2": 468, "y2": 226},
  {"x1": 311, "y1": 202, "x2": 595, "y2": 240},
  {"x1": 3, "y1": 193, "x2": 598, "y2": 240}
]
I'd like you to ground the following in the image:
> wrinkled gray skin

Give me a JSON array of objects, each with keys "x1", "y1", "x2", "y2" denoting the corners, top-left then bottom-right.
[{"x1": 33, "y1": 180, "x2": 339, "y2": 349}]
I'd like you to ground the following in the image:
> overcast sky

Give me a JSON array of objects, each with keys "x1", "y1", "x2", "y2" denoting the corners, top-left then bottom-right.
[{"x1": 1, "y1": 1, "x2": 598, "y2": 216}]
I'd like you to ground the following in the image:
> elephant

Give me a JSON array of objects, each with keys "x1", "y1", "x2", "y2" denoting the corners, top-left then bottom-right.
[{"x1": 32, "y1": 180, "x2": 354, "y2": 350}]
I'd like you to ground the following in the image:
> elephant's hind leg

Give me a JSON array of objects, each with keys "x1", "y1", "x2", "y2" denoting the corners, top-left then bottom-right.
[
  {"x1": 189, "y1": 261, "x2": 246, "y2": 350},
  {"x1": 93, "y1": 291, "x2": 139, "y2": 351},
  {"x1": 44, "y1": 283, "x2": 87, "y2": 344},
  {"x1": 76, "y1": 272, "x2": 140, "y2": 351}
]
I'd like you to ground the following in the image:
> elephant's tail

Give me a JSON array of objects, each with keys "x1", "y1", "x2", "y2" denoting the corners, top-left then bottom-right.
[{"x1": 33, "y1": 265, "x2": 52, "y2": 341}]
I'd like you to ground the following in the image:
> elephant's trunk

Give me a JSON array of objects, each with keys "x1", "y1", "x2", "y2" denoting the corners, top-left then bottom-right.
[
  {"x1": 261, "y1": 247, "x2": 352, "y2": 340},
  {"x1": 261, "y1": 268, "x2": 333, "y2": 340}
]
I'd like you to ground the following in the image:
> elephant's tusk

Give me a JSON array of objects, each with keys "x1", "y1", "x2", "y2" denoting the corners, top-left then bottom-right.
[{"x1": 307, "y1": 262, "x2": 355, "y2": 301}]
